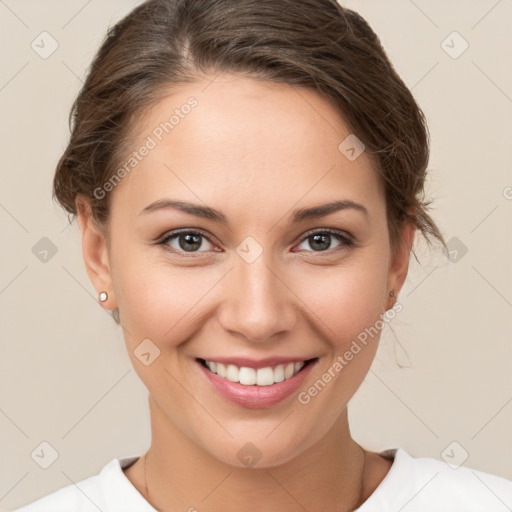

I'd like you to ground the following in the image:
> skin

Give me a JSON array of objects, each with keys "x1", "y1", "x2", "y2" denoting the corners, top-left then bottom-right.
[{"x1": 77, "y1": 73, "x2": 415, "y2": 511}]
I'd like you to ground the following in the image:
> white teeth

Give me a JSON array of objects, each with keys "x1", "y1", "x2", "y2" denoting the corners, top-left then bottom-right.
[
  {"x1": 274, "y1": 364, "x2": 285, "y2": 383},
  {"x1": 226, "y1": 364, "x2": 239, "y2": 383},
  {"x1": 216, "y1": 362, "x2": 226, "y2": 378},
  {"x1": 256, "y1": 367, "x2": 274, "y2": 386},
  {"x1": 239, "y1": 367, "x2": 257, "y2": 385},
  {"x1": 284, "y1": 362, "x2": 295, "y2": 379},
  {"x1": 202, "y1": 359, "x2": 307, "y2": 386}
]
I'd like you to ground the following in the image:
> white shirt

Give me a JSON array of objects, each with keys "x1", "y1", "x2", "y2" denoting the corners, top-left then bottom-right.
[{"x1": 12, "y1": 447, "x2": 512, "y2": 511}]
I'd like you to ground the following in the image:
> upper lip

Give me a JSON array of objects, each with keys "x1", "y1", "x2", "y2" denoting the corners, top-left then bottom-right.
[{"x1": 197, "y1": 356, "x2": 317, "y2": 370}]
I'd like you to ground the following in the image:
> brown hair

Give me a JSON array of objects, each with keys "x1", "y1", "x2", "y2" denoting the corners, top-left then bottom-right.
[{"x1": 54, "y1": 0, "x2": 446, "y2": 313}]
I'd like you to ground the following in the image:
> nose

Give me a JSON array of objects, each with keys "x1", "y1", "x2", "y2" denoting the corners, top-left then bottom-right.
[{"x1": 217, "y1": 251, "x2": 297, "y2": 343}]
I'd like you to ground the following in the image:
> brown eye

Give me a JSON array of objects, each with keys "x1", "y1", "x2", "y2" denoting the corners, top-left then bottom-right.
[
  {"x1": 159, "y1": 230, "x2": 216, "y2": 253},
  {"x1": 295, "y1": 230, "x2": 353, "y2": 253}
]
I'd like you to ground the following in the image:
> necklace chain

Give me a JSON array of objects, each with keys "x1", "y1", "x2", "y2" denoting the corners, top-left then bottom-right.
[{"x1": 143, "y1": 445, "x2": 366, "y2": 512}]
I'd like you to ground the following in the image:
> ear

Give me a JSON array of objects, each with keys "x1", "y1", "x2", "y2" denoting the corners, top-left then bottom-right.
[
  {"x1": 76, "y1": 195, "x2": 117, "y2": 311},
  {"x1": 386, "y1": 219, "x2": 416, "y2": 309}
]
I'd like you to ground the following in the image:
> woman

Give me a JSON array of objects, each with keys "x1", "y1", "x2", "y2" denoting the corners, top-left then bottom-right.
[{"x1": 14, "y1": 0, "x2": 512, "y2": 510}]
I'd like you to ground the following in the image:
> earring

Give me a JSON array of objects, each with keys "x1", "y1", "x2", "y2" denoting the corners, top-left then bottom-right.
[
  {"x1": 99, "y1": 291, "x2": 108, "y2": 302},
  {"x1": 389, "y1": 290, "x2": 395, "y2": 297}
]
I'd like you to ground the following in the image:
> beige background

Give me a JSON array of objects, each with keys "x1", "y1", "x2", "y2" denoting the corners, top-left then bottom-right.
[{"x1": 1, "y1": 0, "x2": 511, "y2": 509}]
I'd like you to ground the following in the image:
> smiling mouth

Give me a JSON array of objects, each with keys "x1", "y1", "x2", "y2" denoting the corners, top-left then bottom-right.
[{"x1": 197, "y1": 357, "x2": 317, "y2": 386}]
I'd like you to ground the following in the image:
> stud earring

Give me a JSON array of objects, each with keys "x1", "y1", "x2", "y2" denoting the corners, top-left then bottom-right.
[
  {"x1": 389, "y1": 290, "x2": 395, "y2": 297},
  {"x1": 99, "y1": 291, "x2": 108, "y2": 302}
]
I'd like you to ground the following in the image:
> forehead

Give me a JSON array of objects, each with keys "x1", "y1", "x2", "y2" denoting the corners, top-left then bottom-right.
[{"x1": 110, "y1": 73, "x2": 385, "y2": 224}]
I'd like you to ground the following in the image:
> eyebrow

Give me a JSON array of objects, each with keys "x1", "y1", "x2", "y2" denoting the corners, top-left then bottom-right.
[{"x1": 139, "y1": 198, "x2": 368, "y2": 224}]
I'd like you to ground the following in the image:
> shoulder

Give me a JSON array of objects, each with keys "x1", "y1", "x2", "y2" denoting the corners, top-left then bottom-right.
[
  {"x1": 11, "y1": 455, "x2": 153, "y2": 512},
  {"x1": 360, "y1": 447, "x2": 512, "y2": 512}
]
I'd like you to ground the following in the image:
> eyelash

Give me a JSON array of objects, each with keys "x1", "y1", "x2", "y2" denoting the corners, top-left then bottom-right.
[{"x1": 156, "y1": 228, "x2": 354, "y2": 256}]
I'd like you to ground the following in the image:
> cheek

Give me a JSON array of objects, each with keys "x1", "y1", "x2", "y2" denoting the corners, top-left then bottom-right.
[
  {"x1": 113, "y1": 252, "x2": 220, "y2": 346},
  {"x1": 293, "y1": 262, "x2": 389, "y2": 415},
  {"x1": 293, "y1": 255, "x2": 389, "y2": 343}
]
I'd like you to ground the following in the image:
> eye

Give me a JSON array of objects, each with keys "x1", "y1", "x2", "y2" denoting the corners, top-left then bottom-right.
[
  {"x1": 294, "y1": 229, "x2": 354, "y2": 253},
  {"x1": 156, "y1": 228, "x2": 354, "y2": 256},
  {"x1": 158, "y1": 229, "x2": 217, "y2": 254}
]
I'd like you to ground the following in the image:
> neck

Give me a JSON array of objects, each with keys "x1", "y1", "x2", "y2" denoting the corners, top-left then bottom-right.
[{"x1": 138, "y1": 396, "x2": 367, "y2": 512}]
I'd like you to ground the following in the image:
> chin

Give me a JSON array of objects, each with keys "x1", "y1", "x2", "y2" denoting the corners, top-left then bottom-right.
[{"x1": 201, "y1": 429, "x2": 315, "y2": 470}]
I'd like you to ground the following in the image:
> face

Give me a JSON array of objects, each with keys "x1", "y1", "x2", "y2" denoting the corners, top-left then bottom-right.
[{"x1": 79, "y1": 73, "x2": 413, "y2": 468}]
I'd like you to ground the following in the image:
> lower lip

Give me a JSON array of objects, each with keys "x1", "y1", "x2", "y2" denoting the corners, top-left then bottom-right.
[{"x1": 197, "y1": 359, "x2": 317, "y2": 409}]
